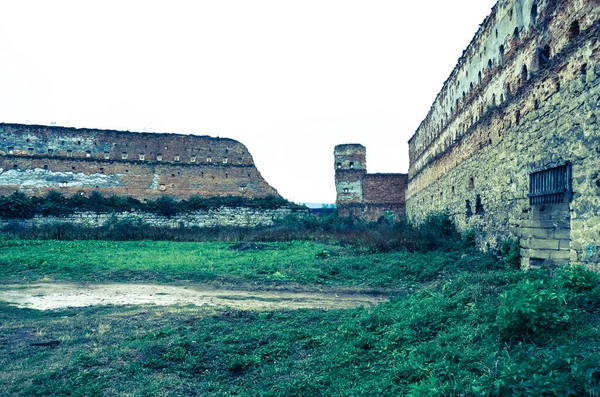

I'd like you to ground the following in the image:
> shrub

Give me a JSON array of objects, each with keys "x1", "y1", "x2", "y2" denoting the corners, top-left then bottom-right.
[
  {"x1": 0, "y1": 191, "x2": 35, "y2": 219},
  {"x1": 417, "y1": 211, "x2": 460, "y2": 251},
  {"x1": 497, "y1": 278, "x2": 573, "y2": 340},
  {"x1": 501, "y1": 239, "x2": 521, "y2": 269},
  {"x1": 104, "y1": 216, "x2": 147, "y2": 241}
]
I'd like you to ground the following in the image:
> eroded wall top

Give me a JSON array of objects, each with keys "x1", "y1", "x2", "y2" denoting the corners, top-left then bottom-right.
[{"x1": 408, "y1": 0, "x2": 597, "y2": 179}]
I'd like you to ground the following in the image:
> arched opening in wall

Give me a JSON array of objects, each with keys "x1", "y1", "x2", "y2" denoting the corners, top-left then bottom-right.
[
  {"x1": 451, "y1": 186, "x2": 455, "y2": 195},
  {"x1": 531, "y1": 4, "x2": 538, "y2": 25},
  {"x1": 43, "y1": 164, "x2": 48, "y2": 170},
  {"x1": 500, "y1": 94, "x2": 504, "y2": 103},
  {"x1": 349, "y1": 162, "x2": 354, "y2": 169},
  {"x1": 538, "y1": 45, "x2": 551, "y2": 68},
  {"x1": 513, "y1": 27, "x2": 519, "y2": 40},
  {"x1": 568, "y1": 21, "x2": 580, "y2": 39},
  {"x1": 462, "y1": 91, "x2": 465, "y2": 100},
  {"x1": 470, "y1": 82, "x2": 473, "y2": 91},
  {"x1": 516, "y1": 110, "x2": 521, "y2": 125},
  {"x1": 468, "y1": 177, "x2": 474, "y2": 189},
  {"x1": 581, "y1": 63, "x2": 587, "y2": 83},
  {"x1": 12, "y1": 164, "x2": 18, "y2": 169},
  {"x1": 478, "y1": 71, "x2": 482, "y2": 85},
  {"x1": 521, "y1": 65, "x2": 528, "y2": 85},
  {"x1": 499, "y1": 45, "x2": 505, "y2": 63},
  {"x1": 534, "y1": 99, "x2": 539, "y2": 110},
  {"x1": 492, "y1": 94, "x2": 496, "y2": 107},
  {"x1": 488, "y1": 59, "x2": 493, "y2": 70},
  {"x1": 336, "y1": 162, "x2": 342, "y2": 169}
]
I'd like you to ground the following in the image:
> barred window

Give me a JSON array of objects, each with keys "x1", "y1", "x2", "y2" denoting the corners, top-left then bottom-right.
[{"x1": 528, "y1": 162, "x2": 571, "y2": 205}]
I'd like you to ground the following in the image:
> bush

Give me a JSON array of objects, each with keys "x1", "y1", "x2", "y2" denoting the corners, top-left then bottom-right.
[
  {"x1": 497, "y1": 278, "x2": 573, "y2": 340},
  {"x1": 501, "y1": 239, "x2": 521, "y2": 269},
  {"x1": 417, "y1": 211, "x2": 460, "y2": 251},
  {"x1": 147, "y1": 196, "x2": 179, "y2": 217},
  {"x1": 104, "y1": 216, "x2": 147, "y2": 241},
  {"x1": 0, "y1": 191, "x2": 35, "y2": 219}
]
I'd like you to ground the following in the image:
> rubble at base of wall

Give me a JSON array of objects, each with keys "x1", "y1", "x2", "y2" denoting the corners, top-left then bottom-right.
[{"x1": 0, "y1": 207, "x2": 308, "y2": 229}]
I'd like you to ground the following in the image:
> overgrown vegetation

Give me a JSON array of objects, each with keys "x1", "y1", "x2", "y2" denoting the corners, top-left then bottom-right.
[
  {"x1": 1, "y1": 252, "x2": 599, "y2": 395},
  {"x1": 0, "y1": 208, "x2": 473, "y2": 255},
  {"x1": 1, "y1": 213, "x2": 599, "y2": 395},
  {"x1": 0, "y1": 190, "x2": 296, "y2": 218}
]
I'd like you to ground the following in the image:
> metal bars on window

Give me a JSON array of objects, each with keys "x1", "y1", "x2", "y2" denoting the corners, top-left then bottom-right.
[{"x1": 528, "y1": 162, "x2": 571, "y2": 205}]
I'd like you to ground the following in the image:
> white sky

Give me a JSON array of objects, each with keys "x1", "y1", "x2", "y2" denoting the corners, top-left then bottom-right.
[{"x1": 0, "y1": 0, "x2": 497, "y2": 204}]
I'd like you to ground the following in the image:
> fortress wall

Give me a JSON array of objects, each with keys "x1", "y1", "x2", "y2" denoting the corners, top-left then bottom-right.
[
  {"x1": 0, "y1": 207, "x2": 307, "y2": 229},
  {"x1": 363, "y1": 174, "x2": 407, "y2": 205},
  {"x1": 0, "y1": 123, "x2": 279, "y2": 200},
  {"x1": 334, "y1": 144, "x2": 407, "y2": 222},
  {"x1": 406, "y1": 0, "x2": 599, "y2": 267}
]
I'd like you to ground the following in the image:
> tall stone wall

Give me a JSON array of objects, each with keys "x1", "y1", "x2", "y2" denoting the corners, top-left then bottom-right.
[
  {"x1": 0, "y1": 123, "x2": 279, "y2": 200},
  {"x1": 334, "y1": 144, "x2": 407, "y2": 222},
  {"x1": 406, "y1": 0, "x2": 599, "y2": 267}
]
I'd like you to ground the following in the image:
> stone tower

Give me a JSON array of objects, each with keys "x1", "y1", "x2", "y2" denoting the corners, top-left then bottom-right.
[{"x1": 334, "y1": 144, "x2": 367, "y2": 217}]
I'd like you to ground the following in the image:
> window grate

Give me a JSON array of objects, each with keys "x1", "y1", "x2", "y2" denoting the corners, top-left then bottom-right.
[{"x1": 528, "y1": 162, "x2": 571, "y2": 205}]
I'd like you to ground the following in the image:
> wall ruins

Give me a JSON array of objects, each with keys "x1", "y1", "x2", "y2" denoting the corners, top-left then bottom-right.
[
  {"x1": 335, "y1": 144, "x2": 407, "y2": 222},
  {"x1": 406, "y1": 0, "x2": 599, "y2": 267},
  {"x1": 0, "y1": 123, "x2": 279, "y2": 200}
]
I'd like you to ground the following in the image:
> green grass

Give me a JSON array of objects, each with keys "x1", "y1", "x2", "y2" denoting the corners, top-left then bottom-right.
[
  {"x1": 1, "y1": 267, "x2": 599, "y2": 396},
  {"x1": 0, "y1": 239, "x2": 493, "y2": 289},
  {"x1": 1, "y1": 238, "x2": 599, "y2": 396}
]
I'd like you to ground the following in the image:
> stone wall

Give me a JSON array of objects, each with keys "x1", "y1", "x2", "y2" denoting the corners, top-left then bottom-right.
[
  {"x1": 334, "y1": 144, "x2": 407, "y2": 222},
  {"x1": 0, "y1": 207, "x2": 306, "y2": 229},
  {"x1": 406, "y1": 0, "x2": 599, "y2": 268},
  {"x1": 0, "y1": 123, "x2": 279, "y2": 200}
]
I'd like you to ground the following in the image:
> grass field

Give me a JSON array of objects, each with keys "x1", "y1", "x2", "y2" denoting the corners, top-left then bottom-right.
[
  {"x1": 1, "y1": 238, "x2": 600, "y2": 396},
  {"x1": 0, "y1": 239, "x2": 488, "y2": 290}
]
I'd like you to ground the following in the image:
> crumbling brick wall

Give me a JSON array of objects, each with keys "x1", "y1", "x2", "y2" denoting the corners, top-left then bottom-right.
[
  {"x1": 406, "y1": 0, "x2": 599, "y2": 268},
  {"x1": 0, "y1": 123, "x2": 279, "y2": 200},
  {"x1": 334, "y1": 144, "x2": 407, "y2": 222}
]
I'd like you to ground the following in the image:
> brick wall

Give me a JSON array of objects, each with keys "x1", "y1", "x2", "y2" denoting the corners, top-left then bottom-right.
[{"x1": 0, "y1": 123, "x2": 279, "y2": 200}]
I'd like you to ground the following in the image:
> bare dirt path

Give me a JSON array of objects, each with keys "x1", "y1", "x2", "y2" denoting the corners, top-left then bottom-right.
[{"x1": 0, "y1": 283, "x2": 385, "y2": 311}]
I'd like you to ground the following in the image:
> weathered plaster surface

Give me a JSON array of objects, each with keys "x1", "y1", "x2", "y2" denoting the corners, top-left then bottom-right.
[
  {"x1": 0, "y1": 123, "x2": 279, "y2": 200},
  {"x1": 406, "y1": 0, "x2": 599, "y2": 267}
]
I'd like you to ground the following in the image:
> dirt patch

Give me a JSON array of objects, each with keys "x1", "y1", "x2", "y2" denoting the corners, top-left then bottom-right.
[{"x1": 0, "y1": 283, "x2": 385, "y2": 311}]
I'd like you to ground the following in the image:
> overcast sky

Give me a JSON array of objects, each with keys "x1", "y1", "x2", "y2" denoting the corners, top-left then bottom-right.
[{"x1": 0, "y1": 0, "x2": 497, "y2": 204}]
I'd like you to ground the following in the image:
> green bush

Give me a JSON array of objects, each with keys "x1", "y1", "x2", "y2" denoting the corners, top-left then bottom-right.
[
  {"x1": 497, "y1": 278, "x2": 573, "y2": 340},
  {"x1": 0, "y1": 191, "x2": 35, "y2": 219},
  {"x1": 147, "y1": 196, "x2": 179, "y2": 217},
  {"x1": 104, "y1": 216, "x2": 147, "y2": 241},
  {"x1": 501, "y1": 239, "x2": 521, "y2": 269}
]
